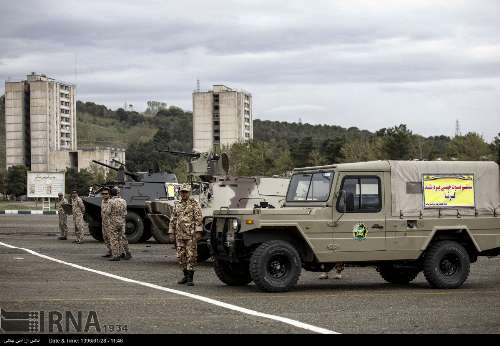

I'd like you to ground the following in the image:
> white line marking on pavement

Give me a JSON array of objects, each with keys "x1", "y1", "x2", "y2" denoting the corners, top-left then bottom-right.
[{"x1": 0, "y1": 241, "x2": 338, "y2": 334}]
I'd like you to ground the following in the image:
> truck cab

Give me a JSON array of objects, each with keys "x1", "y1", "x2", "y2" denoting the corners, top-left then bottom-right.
[{"x1": 209, "y1": 161, "x2": 500, "y2": 292}]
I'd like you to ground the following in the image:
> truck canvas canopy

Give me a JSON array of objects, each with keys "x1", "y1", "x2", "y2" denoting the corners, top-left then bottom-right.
[{"x1": 389, "y1": 161, "x2": 500, "y2": 217}]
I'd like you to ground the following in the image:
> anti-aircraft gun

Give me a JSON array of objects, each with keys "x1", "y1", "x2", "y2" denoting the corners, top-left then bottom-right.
[
  {"x1": 82, "y1": 160, "x2": 178, "y2": 244},
  {"x1": 145, "y1": 149, "x2": 290, "y2": 260}
]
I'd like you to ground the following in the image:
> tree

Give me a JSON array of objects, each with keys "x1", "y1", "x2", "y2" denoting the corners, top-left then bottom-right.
[
  {"x1": 447, "y1": 132, "x2": 493, "y2": 161},
  {"x1": 290, "y1": 137, "x2": 314, "y2": 167},
  {"x1": 87, "y1": 163, "x2": 107, "y2": 185},
  {"x1": 228, "y1": 141, "x2": 292, "y2": 176},
  {"x1": 493, "y1": 133, "x2": 500, "y2": 165},
  {"x1": 381, "y1": 124, "x2": 413, "y2": 160},
  {"x1": 0, "y1": 169, "x2": 6, "y2": 198},
  {"x1": 320, "y1": 137, "x2": 345, "y2": 164},
  {"x1": 65, "y1": 168, "x2": 94, "y2": 195},
  {"x1": 6, "y1": 165, "x2": 27, "y2": 197},
  {"x1": 116, "y1": 108, "x2": 128, "y2": 122},
  {"x1": 173, "y1": 160, "x2": 189, "y2": 183},
  {"x1": 341, "y1": 137, "x2": 383, "y2": 163}
]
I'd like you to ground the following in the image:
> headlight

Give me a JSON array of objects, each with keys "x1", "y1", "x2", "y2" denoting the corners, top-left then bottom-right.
[{"x1": 231, "y1": 219, "x2": 240, "y2": 231}]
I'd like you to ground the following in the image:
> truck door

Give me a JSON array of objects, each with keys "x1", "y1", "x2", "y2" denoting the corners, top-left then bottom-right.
[{"x1": 333, "y1": 173, "x2": 386, "y2": 253}]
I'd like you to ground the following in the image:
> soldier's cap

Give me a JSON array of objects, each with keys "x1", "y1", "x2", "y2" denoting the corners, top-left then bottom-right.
[
  {"x1": 180, "y1": 184, "x2": 191, "y2": 192},
  {"x1": 111, "y1": 186, "x2": 120, "y2": 196},
  {"x1": 58, "y1": 192, "x2": 64, "y2": 196}
]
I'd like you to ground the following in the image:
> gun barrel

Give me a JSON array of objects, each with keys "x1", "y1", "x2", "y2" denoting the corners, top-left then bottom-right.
[
  {"x1": 112, "y1": 159, "x2": 126, "y2": 167},
  {"x1": 92, "y1": 160, "x2": 118, "y2": 171},
  {"x1": 92, "y1": 160, "x2": 141, "y2": 181},
  {"x1": 158, "y1": 150, "x2": 201, "y2": 158}
]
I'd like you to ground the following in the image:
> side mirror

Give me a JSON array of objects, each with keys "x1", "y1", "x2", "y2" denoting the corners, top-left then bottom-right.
[{"x1": 337, "y1": 190, "x2": 347, "y2": 213}]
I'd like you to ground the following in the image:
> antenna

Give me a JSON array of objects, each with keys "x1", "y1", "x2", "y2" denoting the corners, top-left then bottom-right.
[
  {"x1": 455, "y1": 119, "x2": 462, "y2": 137},
  {"x1": 196, "y1": 78, "x2": 200, "y2": 92}
]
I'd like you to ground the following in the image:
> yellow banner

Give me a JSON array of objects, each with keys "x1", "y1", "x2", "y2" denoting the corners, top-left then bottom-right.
[{"x1": 423, "y1": 175, "x2": 475, "y2": 208}]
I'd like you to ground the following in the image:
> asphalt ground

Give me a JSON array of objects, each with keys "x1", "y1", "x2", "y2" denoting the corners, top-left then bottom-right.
[{"x1": 0, "y1": 215, "x2": 499, "y2": 334}]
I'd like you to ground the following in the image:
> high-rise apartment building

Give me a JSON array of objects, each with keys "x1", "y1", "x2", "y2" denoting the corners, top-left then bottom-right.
[
  {"x1": 193, "y1": 85, "x2": 253, "y2": 153},
  {"x1": 5, "y1": 73, "x2": 77, "y2": 171}
]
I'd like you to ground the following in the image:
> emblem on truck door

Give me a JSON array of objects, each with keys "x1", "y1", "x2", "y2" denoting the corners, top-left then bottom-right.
[{"x1": 353, "y1": 223, "x2": 368, "y2": 241}]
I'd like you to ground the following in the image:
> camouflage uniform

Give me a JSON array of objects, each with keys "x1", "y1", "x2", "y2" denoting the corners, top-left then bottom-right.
[
  {"x1": 108, "y1": 196, "x2": 128, "y2": 258},
  {"x1": 71, "y1": 197, "x2": 86, "y2": 242},
  {"x1": 101, "y1": 199, "x2": 112, "y2": 254},
  {"x1": 168, "y1": 197, "x2": 203, "y2": 271},
  {"x1": 111, "y1": 196, "x2": 130, "y2": 257},
  {"x1": 56, "y1": 197, "x2": 68, "y2": 238}
]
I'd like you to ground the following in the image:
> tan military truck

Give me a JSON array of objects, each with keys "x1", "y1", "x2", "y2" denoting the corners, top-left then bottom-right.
[{"x1": 209, "y1": 161, "x2": 500, "y2": 292}]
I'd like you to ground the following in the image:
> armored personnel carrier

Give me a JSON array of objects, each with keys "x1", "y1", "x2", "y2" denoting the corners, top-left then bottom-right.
[
  {"x1": 83, "y1": 160, "x2": 178, "y2": 243},
  {"x1": 145, "y1": 150, "x2": 290, "y2": 260}
]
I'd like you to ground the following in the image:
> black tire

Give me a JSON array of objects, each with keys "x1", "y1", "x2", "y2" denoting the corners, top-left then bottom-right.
[
  {"x1": 150, "y1": 219, "x2": 171, "y2": 244},
  {"x1": 249, "y1": 240, "x2": 302, "y2": 292},
  {"x1": 86, "y1": 214, "x2": 103, "y2": 241},
  {"x1": 377, "y1": 264, "x2": 420, "y2": 284},
  {"x1": 197, "y1": 242, "x2": 211, "y2": 262},
  {"x1": 423, "y1": 240, "x2": 470, "y2": 289},
  {"x1": 125, "y1": 211, "x2": 144, "y2": 244},
  {"x1": 139, "y1": 224, "x2": 153, "y2": 242},
  {"x1": 214, "y1": 260, "x2": 252, "y2": 286}
]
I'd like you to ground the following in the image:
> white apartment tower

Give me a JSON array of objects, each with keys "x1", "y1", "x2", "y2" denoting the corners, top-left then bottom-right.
[
  {"x1": 193, "y1": 85, "x2": 253, "y2": 153},
  {"x1": 5, "y1": 73, "x2": 77, "y2": 171}
]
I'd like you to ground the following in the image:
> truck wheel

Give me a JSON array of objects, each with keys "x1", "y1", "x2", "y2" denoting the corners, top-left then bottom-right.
[
  {"x1": 423, "y1": 240, "x2": 470, "y2": 289},
  {"x1": 377, "y1": 264, "x2": 420, "y2": 284},
  {"x1": 214, "y1": 260, "x2": 252, "y2": 286},
  {"x1": 150, "y1": 220, "x2": 171, "y2": 244},
  {"x1": 86, "y1": 215, "x2": 103, "y2": 241},
  {"x1": 125, "y1": 211, "x2": 144, "y2": 244},
  {"x1": 139, "y1": 225, "x2": 152, "y2": 242},
  {"x1": 197, "y1": 243, "x2": 211, "y2": 262},
  {"x1": 249, "y1": 240, "x2": 302, "y2": 292}
]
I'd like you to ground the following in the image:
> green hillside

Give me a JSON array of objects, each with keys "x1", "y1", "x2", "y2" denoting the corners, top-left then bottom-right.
[{"x1": 1, "y1": 97, "x2": 499, "y2": 180}]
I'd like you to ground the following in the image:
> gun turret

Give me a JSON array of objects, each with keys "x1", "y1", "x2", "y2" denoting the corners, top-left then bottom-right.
[
  {"x1": 158, "y1": 149, "x2": 229, "y2": 182},
  {"x1": 92, "y1": 160, "x2": 142, "y2": 182}
]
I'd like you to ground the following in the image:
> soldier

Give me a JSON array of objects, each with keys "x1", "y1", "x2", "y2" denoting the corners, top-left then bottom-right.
[
  {"x1": 168, "y1": 183, "x2": 203, "y2": 286},
  {"x1": 110, "y1": 186, "x2": 131, "y2": 260},
  {"x1": 71, "y1": 190, "x2": 86, "y2": 244},
  {"x1": 56, "y1": 192, "x2": 68, "y2": 240},
  {"x1": 100, "y1": 187, "x2": 113, "y2": 257}
]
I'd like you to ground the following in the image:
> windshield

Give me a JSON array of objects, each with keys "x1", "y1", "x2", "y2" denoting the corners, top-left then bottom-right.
[{"x1": 286, "y1": 172, "x2": 334, "y2": 202}]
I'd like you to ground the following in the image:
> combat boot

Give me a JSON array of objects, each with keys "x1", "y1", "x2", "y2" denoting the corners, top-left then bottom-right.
[
  {"x1": 177, "y1": 270, "x2": 188, "y2": 284},
  {"x1": 109, "y1": 257, "x2": 121, "y2": 261},
  {"x1": 186, "y1": 271, "x2": 194, "y2": 286},
  {"x1": 58, "y1": 236, "x2": 67, "y2": 240},
  {"x1": 102, "y1": 253, "x2": 112, "y2": 258},
  {"x1": 121, "y1": 252, "x2": 132, "y2": 260}
]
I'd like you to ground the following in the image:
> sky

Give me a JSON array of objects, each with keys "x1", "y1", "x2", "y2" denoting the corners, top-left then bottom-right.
[{"x1": 1, "y1": 0, "x2": 499, "y2": 141}]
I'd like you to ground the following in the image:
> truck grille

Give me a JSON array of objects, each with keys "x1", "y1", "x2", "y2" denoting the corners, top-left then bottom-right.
[{"x1": 210, "y1": 218, "x2": 230, "y2": 255}]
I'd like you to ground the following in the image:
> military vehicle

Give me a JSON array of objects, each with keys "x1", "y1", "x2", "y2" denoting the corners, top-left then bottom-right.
[
  {"x1": 83, "y1": 160, "x2": 178, "y2": 243},
  {"x1": 145, "y1": 150, "x2": 290, "y2": 260},
  {"x1": 209, "y1": 160, "x2": 500, "y2": 292}
]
